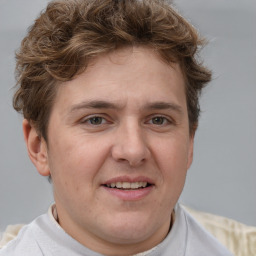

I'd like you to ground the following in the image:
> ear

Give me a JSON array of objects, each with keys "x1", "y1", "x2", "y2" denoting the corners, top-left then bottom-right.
[
  {"x1": 23, "y1": 119, "x2": 50, "y2": 176},
  {"x1": 186, "y1": 133, "x2": 195, "y2": 170}
]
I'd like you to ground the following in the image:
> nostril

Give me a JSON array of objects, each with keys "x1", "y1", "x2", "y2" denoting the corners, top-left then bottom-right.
[{"x1": 111, "y1": 133, "x2": 151, "y2": 167}]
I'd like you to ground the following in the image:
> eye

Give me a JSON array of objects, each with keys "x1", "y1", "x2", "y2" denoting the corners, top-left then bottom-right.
[
  {"x1": 149, "y1": 116, "x2": 170, "y2": 125},
  {"x1": 89, "y1": 116, "x2": 104, "y2": 125},
  {"x1": 82, "y1": 116, "x2": 107, "y2": 125}
]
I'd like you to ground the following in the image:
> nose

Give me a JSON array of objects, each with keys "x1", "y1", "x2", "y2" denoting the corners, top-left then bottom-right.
[{"x1": 111, "y1": 121, "x2": 151, "y2": 167}]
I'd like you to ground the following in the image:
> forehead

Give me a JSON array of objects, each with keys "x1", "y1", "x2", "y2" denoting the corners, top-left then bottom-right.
[
  {"x1": 86, "y1": 46, "x2": 182, "y2": 80},
  {"x1": 52, "y1": 46, "x2": 186, "y2": 113}
]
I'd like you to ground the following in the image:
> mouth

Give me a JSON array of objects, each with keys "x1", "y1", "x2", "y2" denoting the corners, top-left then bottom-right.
[
  {"x1": 101, "y1": 176, "x2": 154, "y2": 200},
  {"x1": 103, "y1": 181, "x2": 152, "y2": 190}
]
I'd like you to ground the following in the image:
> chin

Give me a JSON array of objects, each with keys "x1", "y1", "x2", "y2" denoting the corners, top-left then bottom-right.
[
  {"x1": 104, "y1": 228, "x2": 152, "y2": 245},
  {"x1": 100, "y1": 212, "x2": 162, "y2": 244}
]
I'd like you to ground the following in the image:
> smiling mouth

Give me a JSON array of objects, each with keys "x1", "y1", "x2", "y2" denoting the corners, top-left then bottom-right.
[{"x1": 103, "y1": 181, "x2": 152, "y2": 190}]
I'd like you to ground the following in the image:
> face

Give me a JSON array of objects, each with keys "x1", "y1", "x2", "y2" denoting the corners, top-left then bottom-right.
[{"x1": 26, "y1": 47, "x2": 194, "y2": 255}]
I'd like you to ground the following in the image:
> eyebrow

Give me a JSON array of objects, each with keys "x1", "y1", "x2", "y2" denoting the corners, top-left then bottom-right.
[
  {"x1": 69, "y1": 100, "x2": 183, "y2": 114},
  {"x1": 70, "y1": 100, "x2": 122, "y2": 113},
  {"x1": 143, "y1": 102, "x2": 183, "y2": 114}
]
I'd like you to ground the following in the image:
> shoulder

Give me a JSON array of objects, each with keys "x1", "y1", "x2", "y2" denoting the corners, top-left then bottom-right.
[
  {"x1": 179, "y1": 205, "x2": 234, "y2": 256},
  {"x1": 151, "y1": 204, "x2": 234, "y2": 256},
  {"x1": 0, "y1": 223, "x2": 43, "y2": 256},
  {"x1": 183, "y1": 205, "x2": 256, "y2": 256},
  {"x1": 0, "y1": 214, "x2": 51, "y2": 256},
  {"x1": 0, "y1": 224, "x2": 25, "y2": 249},
  {"x1": 0, "y1": 208, "x2": 99, "y2": 256}
]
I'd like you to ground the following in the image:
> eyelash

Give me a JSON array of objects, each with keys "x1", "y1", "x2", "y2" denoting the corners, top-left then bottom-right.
[
  {"x1": 80, "y1": 115, "x2": 109, "y2": 126},
  {"x1": 80, "y1": 114, "x2": 173, "y2": 127},
  {"x1": 147, "y1": 115, "x2": 172, "y2": 126}
]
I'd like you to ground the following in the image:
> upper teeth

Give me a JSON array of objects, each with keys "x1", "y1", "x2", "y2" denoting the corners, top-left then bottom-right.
[{"x1": 106, "y1": 181, "x2": 147, "y2": 189}]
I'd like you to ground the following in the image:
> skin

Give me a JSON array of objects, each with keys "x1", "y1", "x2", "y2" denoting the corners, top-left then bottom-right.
[{"x1": 23, "y1": 46, "x2": 194, "y2": 256}]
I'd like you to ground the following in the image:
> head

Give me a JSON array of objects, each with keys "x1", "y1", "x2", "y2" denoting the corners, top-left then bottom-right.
[
  {"x1": 14, "y1": 0, "x2": 212, "y2": 254},
  {"x1": 14, "y1": 0, "x2": 211, "y2": 141}
]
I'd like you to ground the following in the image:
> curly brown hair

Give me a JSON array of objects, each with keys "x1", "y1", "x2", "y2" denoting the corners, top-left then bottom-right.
[{"x1": 13, "y1": 0, "x2": 211, "y2": 140}]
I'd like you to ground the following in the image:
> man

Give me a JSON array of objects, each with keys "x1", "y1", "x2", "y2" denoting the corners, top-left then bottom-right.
[{"x1": 0, "y1": 0, "x2": 233, "y2": 255}]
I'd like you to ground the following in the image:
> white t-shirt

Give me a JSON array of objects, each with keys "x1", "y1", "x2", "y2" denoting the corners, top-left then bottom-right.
[{"x1": 0, "y1": 204, "x2": 234, "y2": 256}]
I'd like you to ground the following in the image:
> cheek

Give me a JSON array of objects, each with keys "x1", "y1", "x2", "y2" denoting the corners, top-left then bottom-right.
[
  {"x1": 48, "y1": 142, "x2": 95, "y2": 207},
  {"x1": 155, "y1": 137, "x2": 190, "y2": 185},
  {"x1": 156, "y1": 136, "x2": 190, "y2": 166},
  {"x1": 48, "y1": 136, "x2": 109, "y2": 186}
]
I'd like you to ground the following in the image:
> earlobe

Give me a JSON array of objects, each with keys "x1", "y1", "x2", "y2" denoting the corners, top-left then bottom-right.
[{"x1": 23, "y1": 119, "x2": 50, "y2": 176}]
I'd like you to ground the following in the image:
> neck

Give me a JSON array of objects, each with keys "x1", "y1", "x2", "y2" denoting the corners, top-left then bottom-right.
[{"x1": 52, "y1": 204, "x2": 175, "y2": 256}]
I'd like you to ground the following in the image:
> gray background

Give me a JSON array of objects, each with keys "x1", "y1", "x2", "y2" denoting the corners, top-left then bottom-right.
[{"x1": 0, "y1": 0, "x2": 255, "y2": 232}]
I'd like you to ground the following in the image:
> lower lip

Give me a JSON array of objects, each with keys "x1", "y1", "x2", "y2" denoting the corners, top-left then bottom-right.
[{"x1": 102, "y1": 186, "x2": 154, "y2": 201}]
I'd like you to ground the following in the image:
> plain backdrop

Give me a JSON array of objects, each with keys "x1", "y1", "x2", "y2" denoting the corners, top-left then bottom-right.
[{"x1": 0, "y1": 0, "x2": 255, "y2": 232}]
